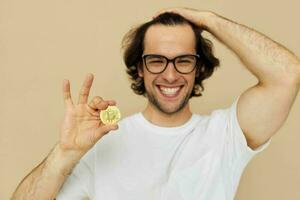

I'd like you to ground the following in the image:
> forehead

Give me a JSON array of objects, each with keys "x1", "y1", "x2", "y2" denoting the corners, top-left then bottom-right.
[{"x1": 143, "y1": 24, "x2": 196, "y2": 57}]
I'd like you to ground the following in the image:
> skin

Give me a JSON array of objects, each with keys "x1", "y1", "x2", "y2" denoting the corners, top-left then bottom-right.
[
  {"x1": 11, "y1": 74, "x2": 119, "y2": 199},
  {"x1": 155, "y1": 8, "x2": 300, "y2": 149},
  {"x1": 139, "y1": 24, "x2": 198, "y2": 127},
  {"x1": 11, "y1": 7, "x2": 300, "y2": 200}
]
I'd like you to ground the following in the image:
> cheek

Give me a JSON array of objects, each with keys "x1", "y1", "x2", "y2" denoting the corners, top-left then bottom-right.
[
  {"x1": 185, "y1": 73, "x2": 196, "y2": 84},
  {"x1": 144, "y1": 74, "x2": 154, "y2": 86},
  {"x1": 185, "y1": 75, "x2": 196, "y2": 92},
  {"x1": 143, "y1": 73, "x2": 158, "y2": 92}
]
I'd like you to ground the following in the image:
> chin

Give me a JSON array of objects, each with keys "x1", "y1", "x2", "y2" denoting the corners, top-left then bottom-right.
[
  {"x1": 153, "y1": 97, "x2": 190, "y2": 115},
  {"x1": 146, "y1": 85, "x2": 193, "y2": 115}
]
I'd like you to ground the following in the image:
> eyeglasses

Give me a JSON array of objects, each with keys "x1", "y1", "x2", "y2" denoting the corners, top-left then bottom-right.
[{"x1": 142, "y1": 54, "x2": 200, "y2": 74}]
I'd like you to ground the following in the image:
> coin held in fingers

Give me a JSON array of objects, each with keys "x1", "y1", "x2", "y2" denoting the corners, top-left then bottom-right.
[{"x1": 100, "y1": 106, "x2": 121, "y2": 125}]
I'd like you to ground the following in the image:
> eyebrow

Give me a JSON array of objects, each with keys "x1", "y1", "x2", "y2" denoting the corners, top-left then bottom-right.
[{"x1": 143, "y1": 53, "x2": 197, "y2": 59}]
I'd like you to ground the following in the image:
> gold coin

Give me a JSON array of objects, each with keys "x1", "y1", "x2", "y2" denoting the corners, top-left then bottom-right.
[{"x1": 100, "y1": 106, "x2": 121, "y2": 125}]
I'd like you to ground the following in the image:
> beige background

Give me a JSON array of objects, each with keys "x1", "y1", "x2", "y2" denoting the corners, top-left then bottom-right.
[{"x1": 1, "y1": 0, "x2": 300, "y2": 199}]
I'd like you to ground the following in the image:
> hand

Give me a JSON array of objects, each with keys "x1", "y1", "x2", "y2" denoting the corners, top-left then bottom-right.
[
  {"x1": 59, "y1": 73, "x2": 118, "y2": 155},
  {"x1": 153, "y1": 7, "x2": 215, "y2": 30}
]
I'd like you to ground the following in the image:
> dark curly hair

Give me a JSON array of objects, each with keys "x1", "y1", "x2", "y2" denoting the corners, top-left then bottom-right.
[{"x1": 122, "y1": 12, "x2": 220, "y2": 98}]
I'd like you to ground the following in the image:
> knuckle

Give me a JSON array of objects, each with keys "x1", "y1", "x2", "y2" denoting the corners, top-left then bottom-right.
[
  {"x1": 93, "y1": 96, "x2": 103, "y2": 104},
  {"x1": 80, "y1": 90, "x2": 89, "y2": 96},
  {"x1": 94, "y1": 96, "x2": 103, "y2": 100}
]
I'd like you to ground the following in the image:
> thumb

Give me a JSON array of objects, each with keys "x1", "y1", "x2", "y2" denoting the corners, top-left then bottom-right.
[{"x1": 94, "y1": 124, "x2": 119, "y2": 140}]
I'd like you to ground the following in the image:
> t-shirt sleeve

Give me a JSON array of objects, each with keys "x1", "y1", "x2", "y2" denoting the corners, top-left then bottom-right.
[
  {"x1": 215, "y1": 96, "x2": 271, "y2": 197},
  {"x1": 222, "y1": 96, "x2": 271, "y2": 187},
  {"x1": 227, "y1": 96, "x2": 270, "y2": 156},
  {"x1": 56, "y1": 148, "x2": 95, "y2": 200}
]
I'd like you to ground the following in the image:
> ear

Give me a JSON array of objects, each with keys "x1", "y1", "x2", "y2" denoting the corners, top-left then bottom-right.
[
  {"x1": 195, "y1": 66, "x2": 200, "y2": 78},
  {"x1": 195, "y1": 63, "x2": 203, "y2": 78},
  {"x1": 137, "y1": 62, "x2": 144, "y2": 77}
]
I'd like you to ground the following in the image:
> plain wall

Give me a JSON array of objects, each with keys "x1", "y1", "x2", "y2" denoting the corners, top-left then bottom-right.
[{"x1": 1, "y1": 0, "x2": 300, "y2": 199}]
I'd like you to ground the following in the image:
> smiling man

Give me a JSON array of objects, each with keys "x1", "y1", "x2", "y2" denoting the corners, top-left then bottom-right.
[
  {"x1": 12, "y1": 8, "x2": 300, "y2": 200},
  {"x1": 123, "y1": 14, "x2": 220, "y2": 128},
  {"x1": 140, "y1": 24, "x2": 199, "y2": 125}
]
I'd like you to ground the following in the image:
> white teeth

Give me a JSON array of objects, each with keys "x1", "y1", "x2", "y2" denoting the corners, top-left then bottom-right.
[{"x1": 160, "y1": 86, "x2": 180, "y2": 95}]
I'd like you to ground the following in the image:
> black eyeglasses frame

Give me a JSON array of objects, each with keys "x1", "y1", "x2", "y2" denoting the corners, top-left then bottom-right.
[{"x1": 142, "y1": 54, "x2": 200, "y2": 74}]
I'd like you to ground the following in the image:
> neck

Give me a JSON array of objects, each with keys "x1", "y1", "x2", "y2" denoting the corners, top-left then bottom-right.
[{"x1": 142, "y1": 102, "x2": 192, "y2": 127}]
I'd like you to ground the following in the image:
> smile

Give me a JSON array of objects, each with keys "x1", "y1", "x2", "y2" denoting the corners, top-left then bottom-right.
[{"x1": 157, "y1": 85, "x2": 182, "y2": 97}]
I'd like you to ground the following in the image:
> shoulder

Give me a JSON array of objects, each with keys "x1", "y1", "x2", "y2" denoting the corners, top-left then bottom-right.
[{"x1": 117, "y1": 112, "x2": 141, "y2": 128}]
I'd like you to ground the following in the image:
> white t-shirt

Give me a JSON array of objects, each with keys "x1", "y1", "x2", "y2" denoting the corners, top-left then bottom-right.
[{"x1": 56, "y1": 98, "x2": 270, "y2": 200}]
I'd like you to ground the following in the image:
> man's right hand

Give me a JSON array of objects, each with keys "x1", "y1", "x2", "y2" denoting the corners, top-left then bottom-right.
[
  {"x1": 59, "y1": 73, "x2": 118, "y2": 156},
  {"x1": 11, "y1": 73, "x2": 118, "y2": 200}
]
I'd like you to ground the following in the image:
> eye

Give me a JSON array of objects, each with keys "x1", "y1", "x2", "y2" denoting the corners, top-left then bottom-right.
[
  {"x1": 177, "y1": 59, "x2": 193, "y2": 63},
  {"x1": 148, "y1": 59, "x2": 164, "y2": 63},
  {"x1": 145, "y1": 56, "x2": 165, "y2": 64},
  {"x1": 177, "y1": 59, "x2": 194, "y2": 64},
  {"x1": 176, "y1": 56, "x2": 196, "y2": 64}
]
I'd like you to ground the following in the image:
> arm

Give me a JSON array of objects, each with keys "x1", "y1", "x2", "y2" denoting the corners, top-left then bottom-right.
[
  {"x1": 11, "y1": 74, "x2": 118, "y2": 199},
  {"x1": 155, "y1": 8, "x2": 300, "y2": 149},
  {"x1": 11, "y1": 144, "x2": 82, "y2": 200}
]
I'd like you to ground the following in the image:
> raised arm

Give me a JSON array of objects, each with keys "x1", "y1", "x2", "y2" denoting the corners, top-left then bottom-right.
[
  {"x1": 155, "y1": 8, "x2": 300, "y2": 149},
  {"x1": 11, "y1": 74, "x2": 118, "y2": 199}
]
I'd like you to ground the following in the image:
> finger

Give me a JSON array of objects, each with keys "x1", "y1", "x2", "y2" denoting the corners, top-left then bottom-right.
[
  {"x1": 153, "y1": 8, "x2": 203, "y2": 27},
  {"x1": 153, "y1": 7, "x2": 197, "y2": 20},
  {"x1": 94, "y1": 124, "x2": 119, "y2": 140},
  {"x1": 63, "y1": 79, "x2": 74, "y2": 106},
  {"x1": 153, "y1": 7, "x2": 179, "y2": 18},
  {"x1": 106, "y1": 100, "x2": 117, "y2": 106},
  {"x1": 78, "y1": 73, "x2": 94, "y2": 104},
  {"x1": 88, "y1": 97, "x2": 116, "y2": 111},
  {"x1": 88, "y1": 96, "x2": 104, "y2": 110}
]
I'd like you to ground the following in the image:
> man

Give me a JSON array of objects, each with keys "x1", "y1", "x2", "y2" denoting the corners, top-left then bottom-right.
[{"x1": 12, "y1": 7, "x2": 300, "y2": 200}]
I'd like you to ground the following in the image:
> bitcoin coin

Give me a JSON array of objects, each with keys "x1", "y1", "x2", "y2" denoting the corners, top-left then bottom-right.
[{"x1": 100, "y1": 106, "x2": 121, "y2": 125}]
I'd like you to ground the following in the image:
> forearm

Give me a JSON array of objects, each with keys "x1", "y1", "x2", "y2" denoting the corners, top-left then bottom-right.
[
  {"x1": 205, "y1": 12, "x2": 300, "y2": 85},
  {"x1": 11, "y1": 144, "x2": 82, "y2": 200}
]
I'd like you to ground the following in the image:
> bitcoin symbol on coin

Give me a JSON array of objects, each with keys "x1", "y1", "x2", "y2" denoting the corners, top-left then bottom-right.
[{"x1": 100, "y1": 106, "x2": 121, "y2": 125}]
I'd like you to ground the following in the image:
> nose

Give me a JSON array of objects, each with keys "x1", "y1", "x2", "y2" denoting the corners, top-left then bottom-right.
[{"x1": 161, "y1": 61, "x2": 179, "y2": 83}]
